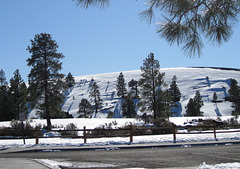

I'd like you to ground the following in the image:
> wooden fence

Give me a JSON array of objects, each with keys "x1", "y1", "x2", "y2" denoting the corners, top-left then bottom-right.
[{"x1": 0, "y1": 125, "x2": 240, "y2": 145}]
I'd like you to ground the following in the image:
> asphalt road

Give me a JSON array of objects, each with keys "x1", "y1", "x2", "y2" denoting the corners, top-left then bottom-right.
[{"x1": 1, "y1": 144, "x2": 240, "y2": 168}]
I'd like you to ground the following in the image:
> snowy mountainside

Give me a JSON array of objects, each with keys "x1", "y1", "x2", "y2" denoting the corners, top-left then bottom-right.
[{"x1": 28, "y1": 67, "x2": 240, "y2": 118}]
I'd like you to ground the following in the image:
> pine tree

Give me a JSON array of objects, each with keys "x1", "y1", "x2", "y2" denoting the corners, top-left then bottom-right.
[
  {"x1": 66, "y1": 72, "x2": 75, "y2": 88},
  {"x1": 122, "y1": 93, "x2": 136, "y2": 118},
  {"x1": 138, "y1": 53, "x2": 167, "y2": 123},
  {"x1": 9, "y1": 69, "x2": 28, "y2": 120},
  {"x1": 0, "y1": 70, "x2": 11, "y2": 121},
  {"x1": 128, "y1": 79, "x2": 139, "y2": 99},
  {"x1": 228, "y1": 79, "x2": 239, "y2": 101},
  {"x1": 78, "y1": 98, "x2": 93, "y2": 118},
  {"x1": 74, "y1": 0, "x2": 239, "y2": 57},
  {"x1": 89, "y1": 81, "x2": 102, "y2": 117},
  {"x1": 185, "y1": 91, "x2": 204, "y2": 116},
  {"x1": 27, "y1": 33, "x2": 66, "y2": 128},
  {"x1": 0, "y1": 85, "x2": 12, "y2": 121},
  {"x1": 185, "y1": 98, "x2": 195, "y2": 116},
  {"x1": 213, "y1": 92, "x2": 218, "y2": 103},
  {"x1": 169, "y1": 75, "x2": 181, "y2": 102},
  {"x1": 0, "y1": 69, "x2": 7, "y2": 86},
  {"x1": 228, "y1": 79, "x2": 240, "y2": 117},
  {"x1": 155, "y1": 89, "x2": 172, "y2": 122},
  {"x1": 116, "y1": 72, "x2": 127, "y2": 98},
  {"x1": 193, "y1": 91, "x2": 204, "y2": 116}
]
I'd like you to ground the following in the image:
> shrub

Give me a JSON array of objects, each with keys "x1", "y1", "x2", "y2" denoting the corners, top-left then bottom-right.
[
  {"x1": 107, "y1": 111, "x2": 114, "y2": 118},
  {"x1": 8, "y1": 120, "x2": 35, "y2": 137},
  {"x1": 88, "y1": 121, "x2": 119, "y2": 136},
  {"x1": 61, "y1": 123, "x2": 78, "y2": 137}
]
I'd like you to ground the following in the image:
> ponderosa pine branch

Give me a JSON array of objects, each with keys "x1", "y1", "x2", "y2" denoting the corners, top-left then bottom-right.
[{"x1": 73, "y1": 0, "x2": 240, "y2": 57}]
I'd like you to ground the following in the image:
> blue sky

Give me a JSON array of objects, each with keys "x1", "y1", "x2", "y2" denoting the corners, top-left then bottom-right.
[{"x1": 1, "y1": 0, "x2": 239, "y2": 82}]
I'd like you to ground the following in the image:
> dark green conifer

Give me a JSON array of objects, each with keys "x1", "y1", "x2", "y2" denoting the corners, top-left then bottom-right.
[
  {"x1": 9, "y1": 69, "x2": 28, "y2": 120},
  {"x1": 27, "y1": 33, "x2": 66, "y2": 128},
  {"x1": 169, "y1": 75, "x2": 181, "y2": 102},
  {"x1": 138, "y1": 53, "x2": 169, "y2": 124},
  {"x1": 122, "y1": 94, "x2": 136, "y2": 118},
  {"x1": 185, "y1": 91, "x2": 204, "y2": 116},
  {"x1": 116, "y1": 72, "x2": 127, "y2": 98},
  {"x1": 78, "y1": 98, "x2": 93, "y2": 118},
  {"x1": 89, "y1": 81, "x2": 102, "y2": 117}
]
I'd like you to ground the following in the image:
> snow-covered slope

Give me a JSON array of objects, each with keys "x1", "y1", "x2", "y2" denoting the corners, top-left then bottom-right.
[{"x1": 28, "y1": 67, "x2": 240, "y2": 118}]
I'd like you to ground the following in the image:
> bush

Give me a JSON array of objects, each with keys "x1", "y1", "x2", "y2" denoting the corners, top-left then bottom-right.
[
  {"x1": 107, "y1": 111, "x2": 114, "y2": 118},
  {"x1": 0, "y1": 120, "x2": 36, "y2": 137},
  {"x1": 151, "y1": 121, "x2": 174, "y2": 134},
  {"x1": 87, "y1": 121, "x2": 119, "y2": 136},
  {"x1": 60, "y1": 123, "x2": 78, "y2": 137}
]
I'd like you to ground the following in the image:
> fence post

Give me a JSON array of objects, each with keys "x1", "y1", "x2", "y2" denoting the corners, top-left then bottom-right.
[
  {"x1": 172, "y1": 124, "x2": 176, "y2": 143},
  {"x1": 213, "y1": 124, "x2": 217, "y2": 141},
  {"x1": 22, "y1": 121, "x2": 25, "y2": 145},
  {"x1": 129, "y1": 125, "x2": 133, "y2": 143},
  {"x1": 83, "y1": 126, "x2": 87, "y2": 144},
  {"x1": 35, "y1": 127, "x2": 39, "y2": 145}
]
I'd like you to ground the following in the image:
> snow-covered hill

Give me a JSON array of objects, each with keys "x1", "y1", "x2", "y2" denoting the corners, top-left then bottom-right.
[{"x1": 28, "y1": 67, "x2": 240, "y2": 119}]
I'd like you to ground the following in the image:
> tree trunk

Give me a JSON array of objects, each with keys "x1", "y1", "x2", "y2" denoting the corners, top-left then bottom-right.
[
  {"x1": 152, "y1": 68, "x2": 157, "y2": 120},
  {"x1": 44, "y1": 54, "x2": 52, "y2": 129}
]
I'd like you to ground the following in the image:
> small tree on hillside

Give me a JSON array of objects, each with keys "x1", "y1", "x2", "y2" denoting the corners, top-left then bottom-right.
[
  {"x1": 66, "y1": 72, "x2": 75, "y2": 88},
  {"x1": 185, "y1": 91, "x2": 204, "y2": 116},
  {"x1": 122, "y1": 93, "x2": 136, "y2": 118},
  {"x1": 78, "y1": 98, "x2": 93, "y2": 118},
  {"x1": 228, "y1": 79, "x2": 240, "y2": 118},
  {"x1": 212, "y1": 92, "x2": 218, "y2": 103},
  {"x1": 116, "y1": 72, "x2": 127, "y2": 98},
  {"x1": 89, "y1": 81, "x2": 103, "y2": 117},
  {"x1": 169, "y1": 75, "x2": 181, "y2": 102},
  {"x1": 185, "y1": 98, "x2": 195, "y2": 116},
  {"x1": 128, "y1": 79, "x2": 139, "y2": 99}
]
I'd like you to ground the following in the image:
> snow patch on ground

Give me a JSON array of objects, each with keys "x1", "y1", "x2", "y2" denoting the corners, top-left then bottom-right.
[
  {"x1": 198, "y1": 162, "x2": 240, "y2": 169},
  {"x1": 36, "y1": 159, "x2": 240, "y2": 169},
  {"x1": 36, "y1": 159, "x2": 121, "y2": 169}
]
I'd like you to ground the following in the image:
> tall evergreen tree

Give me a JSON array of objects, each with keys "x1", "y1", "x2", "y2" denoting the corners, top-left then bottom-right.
[
  {"x1": 0, "y1": 70, "x2": 11, "y2": 121},
  {"x1": 0, "y1": 85, "x2": 12, "y2": 121},
  {"x1": 116, "y1": 72, "x2": 127, "y2": 98},
  {"x1": 169, "y1": 75, "x2": 181, "y2": 102},
  {"x1": 9, "y1": 69, "x2": 28, "y2": 120},
  {"x1": 138, "y1": 53, "x2": 167, "y2": 123},
  {"x1": 89, "y1": 81, "x2": 102, "y2": 117},
  {"x1": 27, "y1": 33, "x2": 66, "y2": 128},
  {"x1": 185, "y1": 91, "x2": 204, "y2": 116},
  {"x1": 78, "y1": 98, "x2": 93, "y2": 118},
  {"x1": 66, "y1": 72, "x2": 75, "y2": 88},
  {"x1": 128, "y1": 79, "x2": 139, "y2": 99},
  {"x1": 122, "y1": 93, "x2": 136, "y2": 118}
]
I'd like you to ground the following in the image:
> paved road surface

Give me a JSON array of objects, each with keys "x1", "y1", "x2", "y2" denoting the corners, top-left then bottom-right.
[
  {"x1": 0, "y1": 158, "x2": 49, "y2": 169},
  {"x1": 0, "y1": 143, "x2": 240, "y2": 168}
]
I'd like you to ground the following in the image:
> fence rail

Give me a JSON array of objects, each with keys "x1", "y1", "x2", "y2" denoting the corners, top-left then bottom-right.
[{"x1": 0, "y1": 124, "x2": 240, "y2": 145}]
